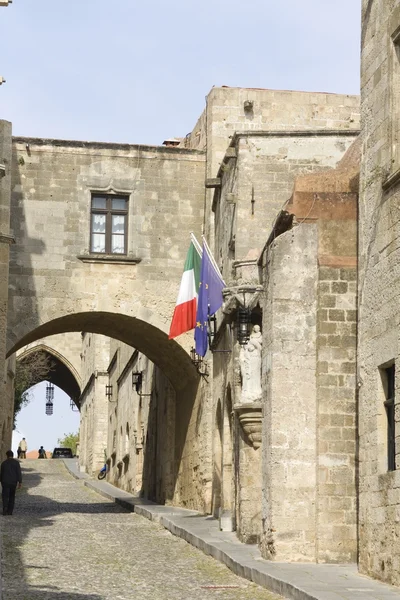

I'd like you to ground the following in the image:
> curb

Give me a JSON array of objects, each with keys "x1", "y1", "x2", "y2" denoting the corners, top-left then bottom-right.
[{"x1": 63, "y1": 460, "x2": 400, "y2": 600}]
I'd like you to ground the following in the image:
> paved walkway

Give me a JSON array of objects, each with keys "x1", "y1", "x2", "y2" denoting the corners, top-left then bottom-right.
[
  {"x1": 0, "y1": 460, "x2": 281, "y2": 600},
  {"x1": 65, "y1": 460, "x2": 400, "y2": 600}
]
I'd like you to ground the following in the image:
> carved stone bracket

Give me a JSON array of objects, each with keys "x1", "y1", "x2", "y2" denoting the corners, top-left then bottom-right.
[
  {"x1": 234, "y1": 402, "x2": 263, "y2": 449},
  {"x1": 222, "y1": 285, "x2": 263, "y2": 316}
]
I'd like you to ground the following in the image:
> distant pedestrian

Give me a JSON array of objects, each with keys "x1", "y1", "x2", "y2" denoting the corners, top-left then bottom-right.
[
  {"x1": 19, "y1": 438, "x2": 27, "y2": 459},
  {"x1": 38, "y1": 446, "x2": 47, "y2": 459},
  {"x1": 17, "y1": 446, "x2": 21, "y2": 459},
  {"x1": 0, "y1": 451, "x2": 22, "y2": 516}
]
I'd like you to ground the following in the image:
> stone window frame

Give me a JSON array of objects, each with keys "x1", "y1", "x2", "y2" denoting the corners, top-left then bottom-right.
[
  {"x1": 390, "y1": 27, "x2": 400, "y2": 167},
  {"x1": 90, "y1": 192, "x2": 129, "y2": 256},
  {"x1": 378, "y1": 361, "x2": 396, "y2": 473},
  {"x1": 384, "y1": 23, "x2": 400, "y2": 189}
]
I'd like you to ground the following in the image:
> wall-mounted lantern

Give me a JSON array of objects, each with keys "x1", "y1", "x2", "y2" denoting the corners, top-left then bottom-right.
[
  {"x1": 207, "y1": 314, "x2": 217, "y2": 347},
  {"x1": 70, "y1": 398, "x2": 79, "y2": 412},
  {"x1": 105, "y1": 385, "x2": 113, "y2": 400},
  {"x1": 190, "y1": 347, "x2": 208, "y2": 377},
  {"x1": 132, "y1": 372, "x2": 143, "y2": 394},
  {"x1": 237, "y1": 307, "x2": 252, "y2": 345}
]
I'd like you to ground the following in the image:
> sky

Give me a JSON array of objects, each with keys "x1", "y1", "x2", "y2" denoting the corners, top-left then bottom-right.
[
  {"x1": 0, "y1": 0, "x2": 362, "y2": 146},
  {"x1": 12, "y1": 381, "x2": 80, "y2": 454},
  {"x1": 3, "y1": 1, "x2": 361, "y2": 449}
]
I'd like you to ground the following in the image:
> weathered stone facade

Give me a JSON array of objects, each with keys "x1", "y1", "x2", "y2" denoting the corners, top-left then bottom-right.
[
  {"x1": 1, "y1": 85, "x2": 367, "y2": 572},
  {"x1": 358, "y1": 0, "x2": 400, "y2": 586},
  {"x1": 0, "y1": 120, "x2": 15, "y2": 457}
]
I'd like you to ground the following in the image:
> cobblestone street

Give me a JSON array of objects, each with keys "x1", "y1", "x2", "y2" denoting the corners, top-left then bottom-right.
[{"x1": 0, "y1": 461, "x2": 282, "y2": 600}]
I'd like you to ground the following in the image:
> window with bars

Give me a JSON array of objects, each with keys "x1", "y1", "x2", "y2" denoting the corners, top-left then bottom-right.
[
  {"x1": 384, "y1": 364, "x2": 396, "y2": 471},
  {"x1": 90, "y1": 194, "x2": 128, "y2": 255}
]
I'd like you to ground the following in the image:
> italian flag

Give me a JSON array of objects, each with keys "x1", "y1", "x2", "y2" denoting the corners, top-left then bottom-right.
[{"x1": 169, "y1": 237, "x2": 202, "y2": 339}]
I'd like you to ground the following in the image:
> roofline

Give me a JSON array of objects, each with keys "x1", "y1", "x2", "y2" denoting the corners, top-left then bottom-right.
[
  {"x1": 208, "y1": 85, "x2": 360, "y2": 98},
  {"x1": 12, "y1": 136, "x2": 205, "y2": 155}
]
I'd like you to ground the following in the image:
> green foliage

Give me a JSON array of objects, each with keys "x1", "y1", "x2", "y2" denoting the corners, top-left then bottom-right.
[
  {"x1": 57, "y1": 432, "x2": 79, "y2": 455},
  {"x1": 14, "y1": 352, "x2": 54, "y2": 428}
]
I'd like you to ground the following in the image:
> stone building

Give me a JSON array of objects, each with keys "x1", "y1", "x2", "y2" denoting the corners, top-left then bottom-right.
[
  {"x1": 358, "y1": 0, "x2": 400, "y2": 586},
  {"x1": 0, "y1": 83, "x2": 368, "y2": 570},
  {"x1": 77, "y1": 88, "x2": 360, "y2": 559}
]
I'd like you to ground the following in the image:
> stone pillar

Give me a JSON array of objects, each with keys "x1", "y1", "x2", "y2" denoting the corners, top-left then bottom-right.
[
  {"x1": 0, "y1": 120, "x2": 14, "y2": 455},
  {"x1": 261, "y1": 224, "x2": 318, "y2": 562}
]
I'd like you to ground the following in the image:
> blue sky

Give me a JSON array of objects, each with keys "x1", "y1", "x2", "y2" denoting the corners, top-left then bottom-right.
[
  {"x1": 4, "y1": 1, "x2": 361, "y2": 449},
  {"x1": 12, "y1": 381, "x2": 80, "y2": 454},
  {"x1": 1, "y1": 0, "x2": 361, "y2": 146}
]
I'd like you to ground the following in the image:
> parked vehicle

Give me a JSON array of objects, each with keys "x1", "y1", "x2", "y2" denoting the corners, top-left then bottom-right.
[
  {"x1": 97, "y1": 464, "x2": 107, "y2": 480},
  {"x1": 52, "y1": 447, "x2": 74, "y2": 459}
]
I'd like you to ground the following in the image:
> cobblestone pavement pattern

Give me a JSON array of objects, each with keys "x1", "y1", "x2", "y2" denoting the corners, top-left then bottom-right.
[{"x1": 1, "y1": 461, "x2": 283, "y2": 600}]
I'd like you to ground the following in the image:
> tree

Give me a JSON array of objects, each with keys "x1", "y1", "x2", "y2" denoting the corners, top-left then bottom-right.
[
  {"x1": 57, "y1": 432, "x2": 79, "y2": 455},
  {"x1": 14, "y1": 351, "x2": 54, "y2": 428}
]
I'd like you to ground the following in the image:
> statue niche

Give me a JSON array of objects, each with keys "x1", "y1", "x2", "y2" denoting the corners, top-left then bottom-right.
[{"x1": 239, "y1": 325, "x2": 262, "y2": 403}]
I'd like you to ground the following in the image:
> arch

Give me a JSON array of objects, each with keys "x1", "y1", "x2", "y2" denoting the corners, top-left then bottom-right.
[
  {"x1": 16, "y1": 345, "x2": 81, "y2": 406},
  {"x1": 17, "y1": 343, "x2": 81, "y2": 390},
  {"x1": 8, "y1": 311, "x2": 198, "y2": 392}
]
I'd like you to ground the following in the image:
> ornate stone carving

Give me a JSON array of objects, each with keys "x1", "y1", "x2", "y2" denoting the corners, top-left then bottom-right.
[
  {"x1": 222, "y1": 285, "x2": 263, "y2": 316},
  {"x1": 234, "y1": 402, "x2": 263, "y2": 449},
  {"x1": 239, "y1": 325, "x2": 262, "y2": 403}
]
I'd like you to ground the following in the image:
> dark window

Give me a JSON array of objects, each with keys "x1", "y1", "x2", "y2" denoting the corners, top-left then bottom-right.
[
  {"x1": 90, "y1": 194, "x2": 128, "y2": 255},
  {"x1": 384, "y1": 364, "x2": 396, "y2": 471}
]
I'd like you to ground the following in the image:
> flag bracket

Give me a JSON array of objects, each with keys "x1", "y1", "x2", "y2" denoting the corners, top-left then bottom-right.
[{"x1": 190, "y1": 348, "x2": 209, "y2": 377}]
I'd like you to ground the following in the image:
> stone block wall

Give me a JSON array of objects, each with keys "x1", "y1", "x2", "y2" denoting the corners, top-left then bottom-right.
[
  {"x1": 0, "y1": 120, "x2": 14, "y2": 456},
  {"x1": 316, "y1": 266, "x2": 357, "y2": 562},
  {"x1": 214, "y1": 131, "x2": 359, "y2": 282},
  {"x1": 261, "y1": 223, "x2": 319, "y2": 562},
  {"x1": 79, "y1": 333, "x2": 110, "y2": 475},
  {"x1": 8, "y1": 139, "x2": 205, "y2": 362},
  {"x1": 358, "y1": 0, "x2": 400, "y2": 585},
  {"x1": 185, "y1": 87, "x2": 360, "y2": 241}
]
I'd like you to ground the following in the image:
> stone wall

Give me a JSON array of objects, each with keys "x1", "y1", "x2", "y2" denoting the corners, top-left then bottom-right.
[
  {"x1": 185, "y1": 87, "x2": 360, "y2": 240},
  {"x1": 261, "y1": 224, "x2": 319, "y2": 561},
  {"x1": 214, "y1": 131, "x2": 359, "y2": 273},
  {"x1": 358, "y1": 0, "x2": 400, "y2": 585},
  {"x1": 79, "y1": 333, "x2": 110, "y2": 474},
  {"x1": 0, "y1": 120, "x2": 14, "y2": 456},
  {"x1": 8, "y1": 139, "x2": 205, "y2": 388},
  {"x1": 316, "y1": 265, "x2": 357, "y2": 562}
]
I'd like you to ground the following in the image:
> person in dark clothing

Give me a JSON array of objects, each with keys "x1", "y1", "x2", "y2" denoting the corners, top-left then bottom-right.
[
  {"x1": 0, "y1": 451, "x2": 22, "y2": 515},
  {"x1": 38, "y1": 446, "x2": 46, "y2": 459}
]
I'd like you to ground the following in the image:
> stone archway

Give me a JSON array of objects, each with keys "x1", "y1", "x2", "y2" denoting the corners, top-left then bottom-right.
[
  {"x1": 17, "y1": 343, "x2": 81, "y2": 405},
  {"x1": 8, "y1": 311, "x2": 198, "y2": 393},
  {"x1": 8, "y1": 311, "x2": 209, "y2": 509}
]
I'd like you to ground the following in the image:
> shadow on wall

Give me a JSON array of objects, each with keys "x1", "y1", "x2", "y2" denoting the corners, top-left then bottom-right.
[{"x1": 140, "y1": 368, "x2": 199, "y2": 506}]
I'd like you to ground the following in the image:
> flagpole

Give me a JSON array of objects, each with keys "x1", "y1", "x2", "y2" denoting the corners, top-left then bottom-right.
[{"x1": 190, "y1": 232, "x2": 203, "y2": 256}]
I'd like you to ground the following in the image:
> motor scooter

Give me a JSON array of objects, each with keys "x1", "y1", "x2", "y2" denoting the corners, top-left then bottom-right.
[{"x1": 97, "y1": 464, "x2": 107, "y2": 480}]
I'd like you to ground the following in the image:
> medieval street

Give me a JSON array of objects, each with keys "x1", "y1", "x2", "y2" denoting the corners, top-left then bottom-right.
[{"x1": 0, "y1": 460, "x2": 281, "y2": 600}]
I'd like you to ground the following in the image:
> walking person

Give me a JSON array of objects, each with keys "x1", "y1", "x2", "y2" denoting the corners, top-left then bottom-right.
[
  {"x1": 19, "y1": 437, "x2": 27, "y2": 459},
  {"x1": 38, "y1": 446, "x2": 47, "y2": 459},
  {"x1": 0, "y1": 451, "x2": 22, "y2": 516}
]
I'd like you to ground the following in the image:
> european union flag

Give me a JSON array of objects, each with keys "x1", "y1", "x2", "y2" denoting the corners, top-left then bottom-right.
[{"x1": 194, "y1": 242, "x2": 225, "y2": 357}]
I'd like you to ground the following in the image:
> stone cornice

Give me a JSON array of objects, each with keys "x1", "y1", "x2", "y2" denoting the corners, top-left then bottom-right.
[{"x1": 77, "y1": 255, "x2": 141, "y2": 265}]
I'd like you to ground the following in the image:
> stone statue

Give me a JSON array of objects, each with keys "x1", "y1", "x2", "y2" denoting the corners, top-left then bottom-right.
[{"x1": 239, "y1": 325, "x2": 262, "y2": 402}]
